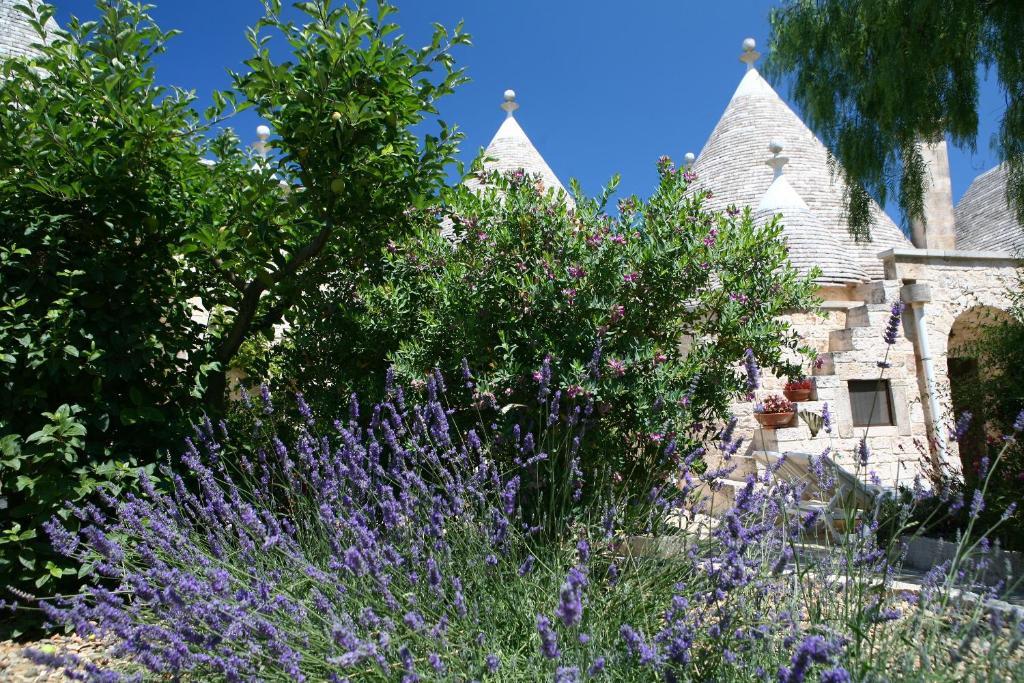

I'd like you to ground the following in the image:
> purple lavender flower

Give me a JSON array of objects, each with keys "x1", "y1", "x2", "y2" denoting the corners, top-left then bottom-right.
[
  {"x1": 743, "y1": 348, "x2": 760, "y2": 392},
  {"x1": 404, "y1": 611, "x2": 425, "y2": 631},
  {"x1": 588, "y1": 657, "x2": 606, "y2": 676},
  {"x1": 857, "y1": 438, "x2": 870, "y2": 466},
  {"x1": 620, "y1": 624, "x2": 658, "y2": 666},
  {"x1": 1014, "y1": 409, "x2": 1024, "y2": 432},
  {"x1": 883, "y1": 302, "x2": 905, "y2": 345},
  {"x1": 778, "y1": 635, "x2": 834, "y2": 683},
  {"x1": 260, "y1": 383, "x2": 274, "y2": 414},
  {"x1": 970, "y1": 489, "x2": 986, "y2": 518},
  {"x1": 485, "y1": 653, "x2": 500, "y2": 673},
  {"x1": 537, "y1": 615, "x2": 561, "y2": 659},
  {"x1": 577, "y1": 538, "x2": 590, "y2": 564},
  {"x1": 555, "y1": 576, "x2": 584, "y2": 627},
  {"x1": 518, "y1": 555, "x2": 536, "y2": 576},
  {"x1": 537, "y1": 355, "x2": 552, "y2": 401},
  {"x1": 821, "y1": 402, "x2": 832, "y2": 434},
  {"x1": 820, "y1": 667, "x2": 852, "y2": 683},
  {"x1": 555, "y1": 666, "x2": 581, "y2": 682},
  {"x1": 951, "y1": 411, "x2": 973, "y2": 442}
]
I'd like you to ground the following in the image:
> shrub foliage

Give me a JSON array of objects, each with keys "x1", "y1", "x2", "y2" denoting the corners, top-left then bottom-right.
[
  {"x1": 280, "y1": 161, "x2": 819, "y2": 500},
  {"x1": 0, "y1": 0, "x2": 464, "y2": 603}
]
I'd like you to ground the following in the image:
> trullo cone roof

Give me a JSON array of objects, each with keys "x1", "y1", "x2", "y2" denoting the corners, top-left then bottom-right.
[{"x1": 690, "y1": 65, "x2": 911, "y2": 281}]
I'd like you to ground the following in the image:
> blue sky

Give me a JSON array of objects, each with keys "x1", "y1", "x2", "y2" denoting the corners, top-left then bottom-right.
[{"x1": 55, "y1": 1, "x2": 1008, "y2": 229}]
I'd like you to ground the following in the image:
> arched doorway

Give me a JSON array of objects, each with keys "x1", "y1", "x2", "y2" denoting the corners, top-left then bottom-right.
[{"x1": 947, "y1": 305, "x2": 1013, "y2": 484}]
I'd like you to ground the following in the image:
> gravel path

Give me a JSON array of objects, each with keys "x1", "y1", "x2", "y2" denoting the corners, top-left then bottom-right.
[{"x1": 0, "y1": 633, "x2": 120, "y2": 682}]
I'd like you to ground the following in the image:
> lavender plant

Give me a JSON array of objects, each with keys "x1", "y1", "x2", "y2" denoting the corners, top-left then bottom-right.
[{"x1": 21, "y1": 362, "x2": 1024, "y2": 681}]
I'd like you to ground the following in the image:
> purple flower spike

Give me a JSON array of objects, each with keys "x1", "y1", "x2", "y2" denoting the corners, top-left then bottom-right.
[
  {"x1": 883, "y1": 302, "x2": 905, "y2": 345},
  {"x1": 555, "y1": 666, "x2": 581, "y2": 682},
  {"x1": 743, "y1": 349, "x2": 760, "y2": 391},
  {"x1": 857, "y1": 438, "x2": 870, "y2": 466},
  {"x1": 951, "y1": 411, "x2": 973, "y2": 442},
  {"x1": 537, "y1": 615, "x2": 561, "y2": 659}
]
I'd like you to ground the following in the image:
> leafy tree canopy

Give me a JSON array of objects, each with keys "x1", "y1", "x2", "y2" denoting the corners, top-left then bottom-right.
[
  {"x1": 766, "y1": 0, "x2": 1024, "y2": 239},
  {"x1": 0, "y1": 0, "x2": 465, "y2": 611}
]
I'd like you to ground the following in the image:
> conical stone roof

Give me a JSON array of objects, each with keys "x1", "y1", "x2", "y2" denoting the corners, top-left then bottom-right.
[
  {"x1": 690, "y1": 49, "x2": 911, "y2": 282},
  {"x1": 463, "y1": 90, "x2": 571, "y2": 202},
  {"x1": 753, "y1": 145, "x2": 867, "y2": 284},
  {"x1": 0, "y1": 0, "x2": 57, "y2": 60}
]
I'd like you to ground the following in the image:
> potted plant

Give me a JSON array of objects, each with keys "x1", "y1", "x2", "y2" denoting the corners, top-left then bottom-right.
[
  {"x1": 783, "y1": 377, "x2": 814, "y2": 402},
  {"x1": 754, "y1": 395, "x2": 796, "y2": 428}
]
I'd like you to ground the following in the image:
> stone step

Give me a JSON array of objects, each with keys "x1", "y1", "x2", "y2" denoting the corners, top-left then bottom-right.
[
  {"x1": 828, "y1": 325, "x2": 886, "y2": 352},
  {"x1": 696, "y1": 479, "x2": 749, "y2": 516},
  {"x1": 857, "y1": 279, "x2": 901, "y2": 305},
  {"x1": 845, "y1": 304, "x2": 897, "y2": 329}
]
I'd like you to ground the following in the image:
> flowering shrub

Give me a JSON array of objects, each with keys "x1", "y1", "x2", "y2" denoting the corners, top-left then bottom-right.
[
  {"x1": 281, "y1": 158, "x2": 819, "y2": 504},
  {"x1": 755, "y1": 395, "x2": 795, "y2": 414},
  {"x1": 20, "y1": 370, "x2": 1024, "y2": 681}
]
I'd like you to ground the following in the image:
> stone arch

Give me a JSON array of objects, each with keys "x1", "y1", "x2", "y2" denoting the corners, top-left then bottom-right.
[{"x1": 946, "y1": 305, "x2": 1014, "y2": 483}]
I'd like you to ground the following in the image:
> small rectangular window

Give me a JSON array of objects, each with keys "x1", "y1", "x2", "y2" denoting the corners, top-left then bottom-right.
[{"x1": 848, "y1": 379, "x2": 895, "y2": 427}]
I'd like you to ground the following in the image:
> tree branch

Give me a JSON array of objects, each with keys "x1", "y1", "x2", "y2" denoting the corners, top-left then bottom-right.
[{"x1": 215, "y1": 224, "x2": 333, "y2": 364}]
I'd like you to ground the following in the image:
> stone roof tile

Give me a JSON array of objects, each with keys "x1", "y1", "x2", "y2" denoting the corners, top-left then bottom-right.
[
  {"x1": 0, "y1": 0, "x2": 57, "y2": 60},
  {"x1": 954, "y1": 163, "x2": 1024, "y2": 253}
]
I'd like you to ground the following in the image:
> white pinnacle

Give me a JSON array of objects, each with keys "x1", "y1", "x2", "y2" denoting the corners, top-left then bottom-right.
[
  {"x1": 740, "y1": 37, "x2": 761, "y2": 71},
  {"x1": 501, "y1": 89, "x2": 519, "y2": 117},
  {"x1": 253, "y1": 125, "x2": 271, "y2": 160},
  {"x1": 766, "y1": 140, "x2": 789, "y2": 179},
  {"x1": 683, "y1": 152, "x2": 696, "y2": 168}
]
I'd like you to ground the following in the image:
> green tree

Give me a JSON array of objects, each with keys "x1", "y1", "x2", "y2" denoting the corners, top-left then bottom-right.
[
  {"x1": 766, "y1": 0, "x2": 1024, "y2": 238},
  {"x1": 0, "y1": 0, "x2": 464, "y2": 612}
]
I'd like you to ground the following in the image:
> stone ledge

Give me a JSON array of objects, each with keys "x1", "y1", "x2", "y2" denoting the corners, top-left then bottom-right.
[{"x1": 879, "y1": 247, "x2": 1020, "y2": 264}]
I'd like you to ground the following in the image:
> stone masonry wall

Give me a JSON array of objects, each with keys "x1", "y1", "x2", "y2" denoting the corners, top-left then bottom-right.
[
  {"x1": 882, "y1": 249, "x2": 1019, "y2": 468},
  {"x1": 724, "y1": 280, "x2": 932, "y2": 488}
]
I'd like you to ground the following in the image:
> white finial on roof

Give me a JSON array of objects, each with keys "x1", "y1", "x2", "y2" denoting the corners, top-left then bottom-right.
[
  {"x1": 740, "y1": 37, "x2": 761, "y2": 71},
  {"x1": 254, "y1": 125, "x2": 271, "y2": 159},
  {"x1": 765, "y1": 139, "x2": 788, "y2": 179},
  {"x1": 683, "y1": 152, "x2": 696, "y2": 169},
  {"x1": 501, "y1": 89, "x2": 519, "y2": 118}
]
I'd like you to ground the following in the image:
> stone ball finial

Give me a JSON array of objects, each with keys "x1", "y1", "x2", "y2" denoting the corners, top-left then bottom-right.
[
  {"x1": 256, "y1": 124, "x2": 271, "y2": 140},
  {"x1": 501, "y1": 88, "x2": 520, "y2": 116},
  {"x1": 769, "y1": 140, "x2": 784, "y2": 155},
  {"x1": 740, "y1": 37, "x2": 762, "y2": 69},
  {"x1": 683, "y1": 152, "x2": 696, "y2": 167}
]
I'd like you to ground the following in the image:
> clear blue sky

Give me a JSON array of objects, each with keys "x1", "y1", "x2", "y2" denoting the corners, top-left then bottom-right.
[{"x1": 55, "y1": 1, "x2": 1007, "y2": 229}]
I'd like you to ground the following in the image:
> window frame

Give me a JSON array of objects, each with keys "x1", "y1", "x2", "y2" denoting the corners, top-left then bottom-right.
[{"x1": 847, "y1": 379, "x2": 896, "y2": 428}]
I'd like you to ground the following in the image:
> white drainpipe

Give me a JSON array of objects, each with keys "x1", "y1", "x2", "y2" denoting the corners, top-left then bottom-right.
[{"x1": 902, "y1": 283, "x2": 948, "y2": 461}]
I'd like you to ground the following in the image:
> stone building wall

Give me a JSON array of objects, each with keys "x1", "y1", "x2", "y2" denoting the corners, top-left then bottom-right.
[
  {"x1": 726, "y1": 280, "x2": 932, "y2": 488},
  {"x1": 882, "y1": 248, "x2": 1019, "y2": 466}
]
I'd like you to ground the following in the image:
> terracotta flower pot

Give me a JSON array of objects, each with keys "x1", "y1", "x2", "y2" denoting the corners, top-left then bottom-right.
[
  {"x1": 783, "y1": 388, "x2": 812, "y2": 402},
  {"x1": 755, "y1": 411, "x2": 795, "y2": 429}
]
